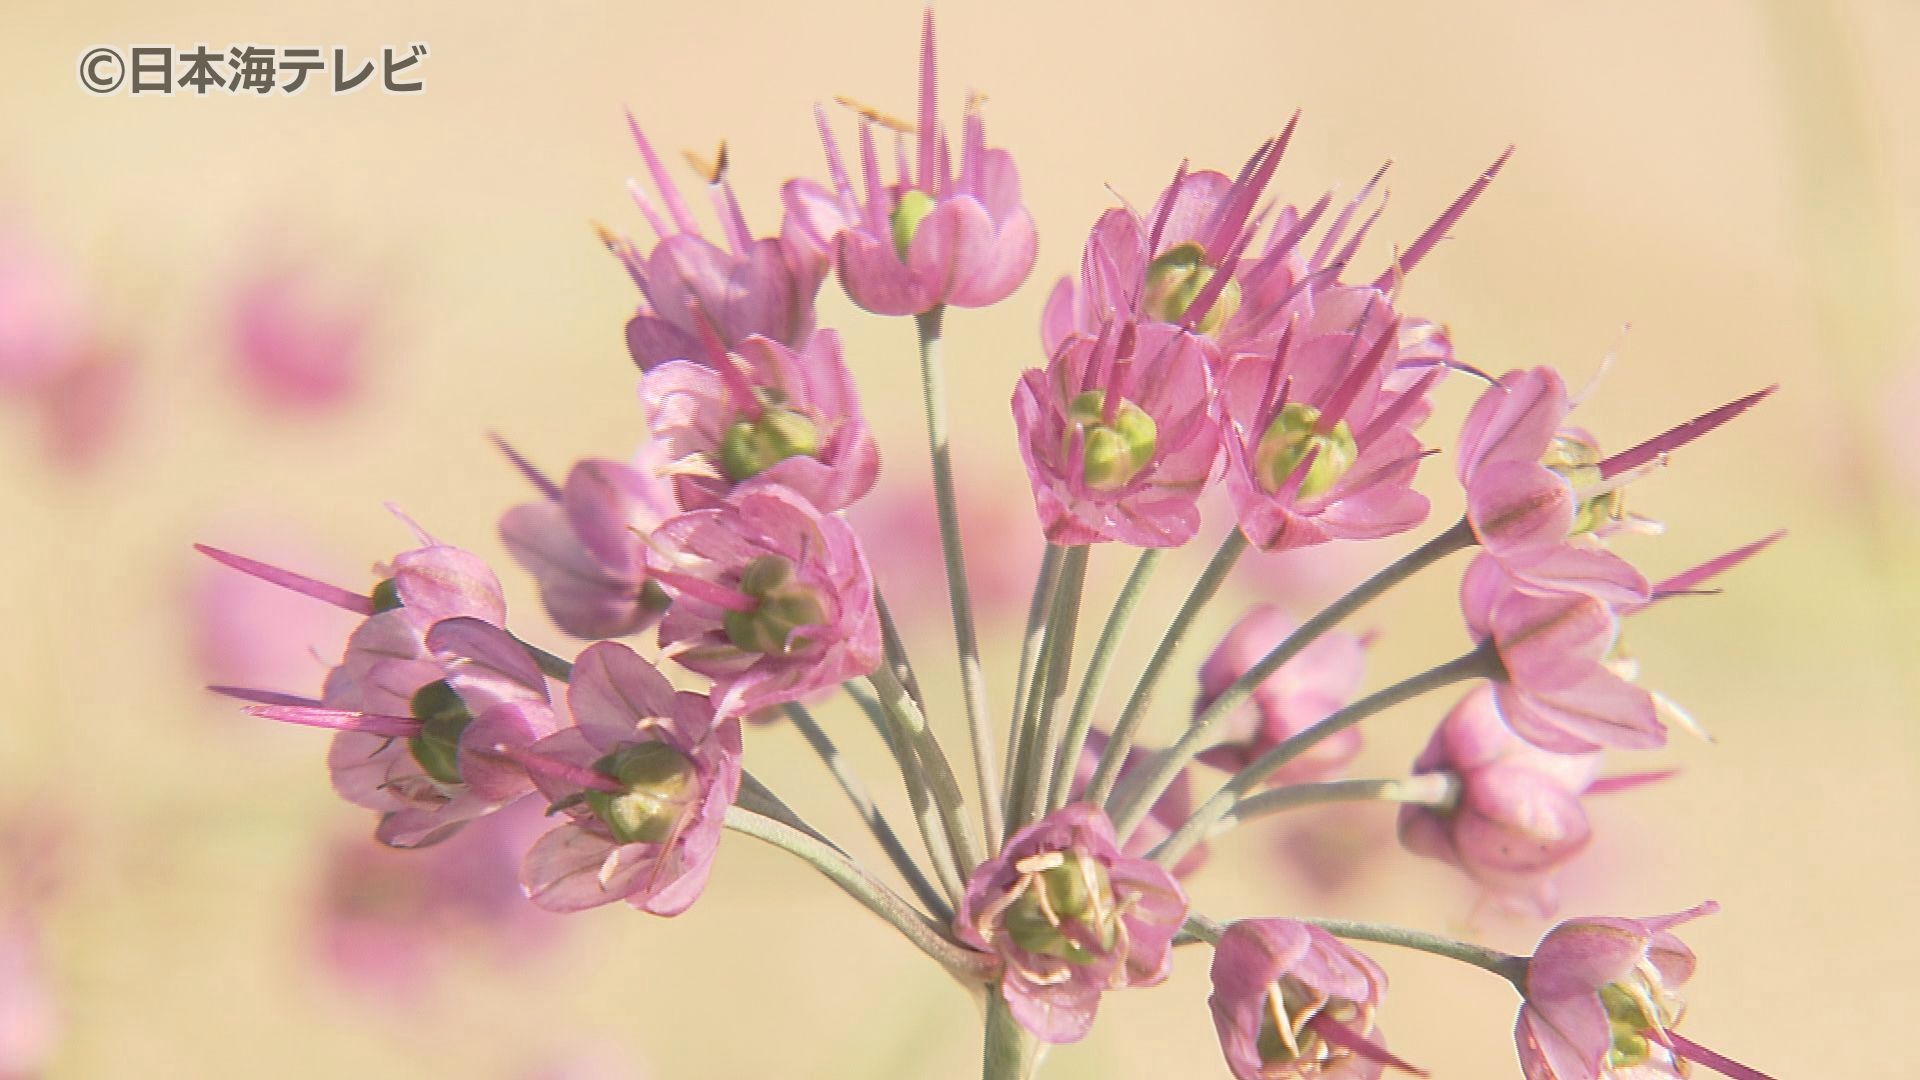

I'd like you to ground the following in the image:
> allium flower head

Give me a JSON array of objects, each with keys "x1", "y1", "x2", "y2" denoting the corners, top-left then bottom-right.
[
  {"x1": 609, "y1": 121, "x2": 826, "y2": 371},
  {"x1": 226, "y1": 263, "x2": 375, "y2": 414},
  {"x1": 513, "y1": 642, "x2": 741, "y2": 915},
  {"x1": 652, "y1": 481, "x2": 882, "y2": 717},
  {"x1": 1397, "y1": 684, "x2": 1601, "y2": 916},
  {"x1": 956, "y1": 804, "x2": 1187, "y2": 1044},
  {"x1": 640, "y1": 327, "x2": 879, "y2": 513},
  {"x1": 783, "y1": 12, "x2": 1036, "y2": 315},
  {"x1": 1517, "y1": 902, "x2": 1773, "y2": 1080},
  {"x1": 1196, "y1": 606, "x2": 1369, "y2": 783},
  {"x1": 1208, "y1": 919, "x2": 1415, "y2": 1080},
  {"x1": 1012, "y1": 318, "x2": 1219, "y2": 546},
  {"x1": 498, "y1": 441, "x2": 677, "y2": 640}
]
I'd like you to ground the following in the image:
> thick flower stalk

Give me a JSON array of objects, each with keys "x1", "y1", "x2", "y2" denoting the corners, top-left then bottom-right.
[
  {"x1": 1207, "y1": 918, "x2": 1416, "y2": 1080},
  {"x1": 652, "y1": 481, "x2": 883, "y2": 717},
  {"x1": 956, "y1": 804, "x2": 1187, "y2": 1044},
  {"x1": 1517, "y1": 903, "x2": 1774, "y2": 1080},
  {"x1": 609, "y1": 120, "x2": 827, "y2": 370},
  {"x1": 640, "y1": 327, "x2": 879, "y2": 513},
  {"x1": 1012, "y1": 317, "x2": 1220, "y2": 546},
  {"x1": 513, "y1": 641, "x2": 742, "y2": 914},
  {"x1": 783, "y1": 12, "x2": 1036, "y2": 315}
]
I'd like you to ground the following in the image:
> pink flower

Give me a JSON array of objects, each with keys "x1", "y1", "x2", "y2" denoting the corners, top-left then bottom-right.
[
  {"x1": 955, "y1": 804, "x2": 1187, "y2": 1044},
  {"x1": 1196, "y1": 606, "x2": 1369, "y2": 784},
  {"x1": 498, "y1": 444, "x2": 677, "y2": 640},
  {"x1": 783, "y1": 12, "x2": 1035, "y2": 315},
  {"x1": 1208, "y1": 919, "x2": 1415, "y2": 1080},
  {"x1": 0, "y1": 917, "x2": 54, "y2": 1078},
  {"x1": 225, "y1": 263, "x2": 375, "y2": 414},
  {"x1": 514, "y1": 642, "x2": 741, "y2": 915},
  {"x1": 1218, "y1": 300, "x2": 1441, "y2": 552},
  {"x1": 1068, "y1": 728, "x2": 1209, "y2": 879},
  {"x1": 653, "y1": 482, "x2": 882, "y2": 717},
  {"x1": 200, "y1": 530, "x2": 556, "y2": 846},
  {"x1": 640, "y1": 328, "x2": 879, "y2": 513},
  {"x1": 1457, "y1": 367, "x2": 1774, "y2": 585},
  {"x1": 609, "y1": 122, "x2": 826, "y2": 371},
  {"x1": 1461, "y1": 551, "x2": 1662, "y2": 754},
  {"x1": 1397, "y1": 685, "x2": 1601, "y2": 916},
  {"x1": 1011, "y1": 318, "x2": 1220, "y2": 546},
  {"x1": 1517, "y1": 902, "x2": 1775, "y2": 1080}
]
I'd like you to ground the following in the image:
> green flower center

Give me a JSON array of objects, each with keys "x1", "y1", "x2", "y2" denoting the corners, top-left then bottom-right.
[
  {"x1": 1064, "y1": 389, "x2": 1158, "y2": 492},
  {"x1": 406, "y1": 679, "x2": 472, "y2": 786},
  {"x1": 1253, "y1": 402, "x2": 1357, "y2": 499},
  {"x1": 719, "y1": 405, "x2": 822, "y2": 482},
  {"x1": 1600, "y1": 972, "x2": 1680, "y2": 1069},
  {"x1": 721, "y1": 555, "x2": 828, "y2": 655},
  {"x1": 1002, "y1": 852, "x2": 1117, "y2": 964},
  {"x1": 1142, "y1": 242, "x2": 1241, "y2": 335},
  {"x1": 1255, "y1": 977, "x2": 1365, "y2": 1069},
  {"x1": 1543, "y1": 433, "x2": 1624, "y2": 535},
  {"x1": 891, "y1": 189, "x2": 938, "y2": 262},
  {"x1": 585, "y1": 741, "x2": 700, "y2": 845}
]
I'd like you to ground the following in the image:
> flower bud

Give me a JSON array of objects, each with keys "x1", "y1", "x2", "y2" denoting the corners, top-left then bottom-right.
[
  {"x1": 407, "y1": 679, "x2": 472, "y2": 786},
  {"x1": 1253, "y1": 403, "x2": 1357, "y2": 499},
  {"x1": 584, "y1": 741, "x2": 700, "y2": 844},
  {"x1": 718, "y1": 406, "x2": 822, "y2": 481},
  {"x1": 890, "y1": 190, "x2": 938, "y2": 262},
  {"x1": 1142, "y1": 242, "x2": 1240, "y2": 335},
  {"x1": 723, "y1": 555, "x2": 828, "y2": 655},
  {"x1": 1065, "y1": 390, "x2": 1158, "y2": 491}
]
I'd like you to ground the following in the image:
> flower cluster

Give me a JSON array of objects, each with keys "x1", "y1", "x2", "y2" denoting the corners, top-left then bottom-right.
[{"x1": 202, "y1": 12, "x2": 1781, "y2": 1080}]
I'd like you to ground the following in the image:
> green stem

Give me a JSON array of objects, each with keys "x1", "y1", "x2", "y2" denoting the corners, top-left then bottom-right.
[
  {"x1": 1087, "y1": 530, "x2": 1248, "y2": 810},
  {"x1": 786, "y1": 703, "x2": 950, "y2": 920},
  {"x1": 1110, "y1": 516, "x2": 1475, "y2": 841},
  {"x1": 1150, "y1": 644, "x2": 1498, "y2": 868},
  {"x1": 735, "y1": 771, "x2": 846, "y2": 855},
  {"x1": 1180, "y1": 914, "x2": 1526, "y2": 987},
  {"x1": 1004, "y1": 546, "x2": 1064, "y2": 828},
  {"x1": 916, "y1": 305, "x2": 1005, "y2": 850},
  {"x1": 869, "y1": 667, "x2": 983, "y2": 876},
  {"x1": 1211, "y1": 773, "x2": 1459, "y2": 837},
  {"x1": 723, "y1": 806, "x2": 995, "y2": 985},
  {"x1": 982, "y1": 988, "x2": 1041, "y2": 1080},
  {"x1": 873, "y1": 586, "x2": 927, "y2": 713},
  {"x1": 1014, "y1": 544, "x2": 1089, "y2": 830},
  {"x1": 1299, "y1": 917, "x2": 1528, "y2": 987},
  {"x1": 846, "y1": 680, "x2": 965, "y2": 905},
  {"x1": 1051, "y1": 547, "x2": 1162, "y2": 813}
]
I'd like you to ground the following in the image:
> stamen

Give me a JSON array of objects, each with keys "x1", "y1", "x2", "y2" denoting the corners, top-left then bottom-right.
[
  {"x1": 244, "y1": 705, "x2": 420, "y2": 739},
  {"x1": 1651, "y1": 531, "x2": 1785, "y2": 599},
  {"x1": 625, "y1": 112, "x2": 698, "y2": 235},
  {"x1": 490, "y1": 743, "x2": 624, "y2": 794},
  {"x1": 917, "y1": 9, "x2": 938, "y2": 191},
  {"x1": 1372, "y1": 145, "x2": 1512, "y2": 290},
  {"x1": 488, "y1": 432, "x2": 563, "y2": 502},
  {"x1": 832, "y1": 96, "x2": 915, "y2": 134}
]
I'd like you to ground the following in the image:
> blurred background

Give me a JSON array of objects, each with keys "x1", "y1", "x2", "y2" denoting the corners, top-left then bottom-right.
[{"x1": 1, "y1": 0, "x2": 1915, "y2": 1076}]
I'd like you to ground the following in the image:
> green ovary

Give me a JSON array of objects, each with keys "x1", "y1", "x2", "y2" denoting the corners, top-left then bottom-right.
[
  {"x1": 718, "y1": 407, "x2": 822, "y2": 481},
  {"x1": 721, "y1": 555, "x2": 827, "y2": 655},
  {"x1": 1253, "y1": 403, "x2": 1356, "y2": 499},
  {"x1": 1543, "y1": 433, "x2": 1623, "y2": 535},
  {"x1": 890, "y1": 190, "x2": 938, "y2": 262},
  {"x1": 1142, "y1": 242, "x2": 1241, "y2": 335},
  {"x1": 406, "y1": 680, "x2": 472, "y2": 786},
  {"x1": 1065, "y1": 390, "x2": 1158, "y2": 491},
  {"x1": 1003, "y1": 854, "x2": 1116, "y2": 963},
  {"x1": 585, "y1": 741, "x2": 699, "y2": 845}
]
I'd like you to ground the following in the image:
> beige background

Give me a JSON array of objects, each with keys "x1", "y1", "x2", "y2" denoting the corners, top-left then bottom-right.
[{"x1": 2, "y1": 0, "x2": 1916, "y2": 1076}]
